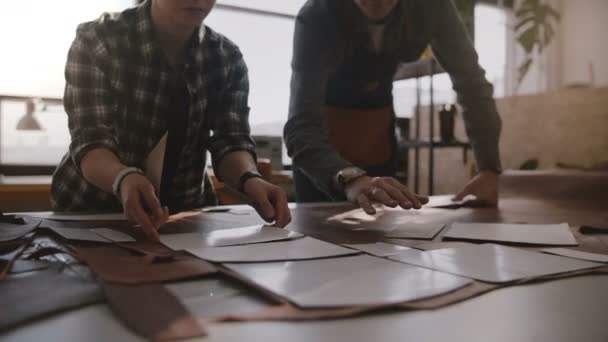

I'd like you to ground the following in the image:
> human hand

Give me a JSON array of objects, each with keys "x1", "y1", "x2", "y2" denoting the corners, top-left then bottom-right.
[
  {"x1": 243, "y1": 177, "x2": 292, "y2": 228},
  {"x1": 119, "y1": 173, "x2": 169, "y2": 241},
  {"x1": 453, "y1": 171, "x2": 499, "y2": 206},
  {"x1": 345, "y1": 176, "x2": 429, "y2": 215}
]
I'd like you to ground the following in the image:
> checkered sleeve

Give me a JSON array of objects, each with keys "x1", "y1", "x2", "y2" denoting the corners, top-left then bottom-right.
[
  {"x1": 207, "y1": 44, "x2": 256, "y2": 180},
  {"x1": 64, "y1": 24, "x2": 120, "y2": 169}
]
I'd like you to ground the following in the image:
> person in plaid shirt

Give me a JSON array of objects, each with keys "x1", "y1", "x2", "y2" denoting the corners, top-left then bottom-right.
[{"x1": 51, "y1": 0, "x2": 291, "y2": 240}]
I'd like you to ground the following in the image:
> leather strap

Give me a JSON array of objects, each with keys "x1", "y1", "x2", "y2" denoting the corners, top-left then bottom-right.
[{"x1": 102, "y1": 283, "x2": 206, "y2": 340}]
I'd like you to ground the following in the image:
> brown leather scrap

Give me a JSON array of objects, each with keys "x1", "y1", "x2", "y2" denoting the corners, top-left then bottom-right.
[
  {"x1": 102, "y1": 283, "x2": 206, "y2": 341},
  {"x1": 72, "y1": 244, "x2": 217, "y2": 285}
]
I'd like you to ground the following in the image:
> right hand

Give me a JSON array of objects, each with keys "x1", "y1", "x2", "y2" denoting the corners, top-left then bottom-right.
[
  {"x1": 345, "y1": 176, "x2": 429, "y2": 215},
  {"x1": 119, "y1": 173, "x2": 168, "y2": 241}
]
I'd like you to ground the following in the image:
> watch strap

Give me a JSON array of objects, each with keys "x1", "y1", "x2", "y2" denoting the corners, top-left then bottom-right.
[
  {"x1": 112, "y1": 167, "x2": 144, "y2": 199},
  {"x1": 238, "y1": 170, "x2": 263, "y2": 193}
]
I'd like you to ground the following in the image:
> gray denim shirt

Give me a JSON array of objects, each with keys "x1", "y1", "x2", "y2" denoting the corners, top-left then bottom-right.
[{"x1": 283, "y1": 0, "x2": 502, "y2": 198}]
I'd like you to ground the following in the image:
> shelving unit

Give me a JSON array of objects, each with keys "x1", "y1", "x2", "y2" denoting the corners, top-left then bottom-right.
[{"x1": 394, "y1": 58, "x2": 471, "y2": 195}]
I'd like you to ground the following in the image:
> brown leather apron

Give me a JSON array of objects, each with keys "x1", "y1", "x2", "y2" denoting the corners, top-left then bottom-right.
[{"x1": 324, "y1": 106, "x2": 393, "y2": 167}]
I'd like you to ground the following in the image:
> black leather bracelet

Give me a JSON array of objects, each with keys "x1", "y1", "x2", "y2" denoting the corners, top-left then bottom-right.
[{"x1": 237, "y1": 170, "x2": 263, "y2": 193}]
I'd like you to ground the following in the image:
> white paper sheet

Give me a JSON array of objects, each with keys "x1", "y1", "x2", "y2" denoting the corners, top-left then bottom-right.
[
  {"x1": 342, "y1": 242, "x2": 411, "y2": 257},
  {"x1": 50, "y1": 227, "x2": 109, "y2": 242},
  {"x1": 185, "y1": 237, "x2": 359, "y2": 263},
  {"x1": 22, "y1": 212, "x2": 127, "y2": 221},
  {"x1": 91, "y1": 228, "x2": 136, "y2": 242},
  {"x1": 200, "y1": 225, "x2": 302, "y2": 247},
  {"x1": 226, "y1": 254, "x2": 471, "y2": 307},
  {"x1": 389, "y1": 244, "x2": 602, "y2": 283},
  {"x1": 444, "y1": 222, "x2": 578, "y2": 246},
  {"x1": 160, "y1": 225, "x2": 302, "y2": 249},
  {"x1": 425, "y1": 194, "x2": 476, "y2": 208},
  {"x1": 326, "y1": 207, "x2": 448, "y2": 239},
  {"x1": 384, "y1": 222, "x2": 446, "y2": 239},
  {"x1": 541, "y1": 248, "x2": 608, "y2": 263},
  {"x1": 413, "y1": 241, "x2": 474, "y2": 251}
]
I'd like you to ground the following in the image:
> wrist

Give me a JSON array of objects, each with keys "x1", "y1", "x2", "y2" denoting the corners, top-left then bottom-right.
[
  {"x1": 112, "y1": 167, "x2": 143, "y2": 200},
  {"x1": 479, "y1": 170, "x2": 500, "y2": 178},
  {"x1": 333, "y1": 166, "x2": 367, "y2": 192},
  {"x1": 237, "y1": 170, "x2": 263, "y2": 193}
]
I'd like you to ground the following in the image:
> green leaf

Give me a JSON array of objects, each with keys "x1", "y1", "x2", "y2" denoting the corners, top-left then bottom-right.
[
  {"x1": 515, "y1": 15, "x2": 536, "y2": 32},
  {"x1": 546, "y1": 6, "x2": 561, "y2": 21},
  {"x1": 514, "y1": 0, "x2": 561, "y2": 85},
  {"x1": 518, "y1": 58, "x2": 534, "y2": 84},
  {"x1": 543, "y1": 22, "x2": 555, "y2": 46},
  {"x1": 517, "y1": 25, "x2": 539, "y2": 53}
]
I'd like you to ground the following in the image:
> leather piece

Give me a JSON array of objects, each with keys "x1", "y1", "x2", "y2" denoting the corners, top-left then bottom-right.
[
  {"x1": 102, "y1": 283, "x2": 206, "y2": 340},
  {"x1": 0, "y1": 239, "x2": 30, "y2": 280},
  {"x1": 7, "y1": 260, "x2": 52, "y2": 274},
  {"x1": 0, "y1": 222, "x2": 39, "y2": 242},
  {"x1": 73, "y1": 244, "x2": 217, "y2": 285},
  {"x1": 0, "y1": 267, "x2": 103, "y2": 332}
]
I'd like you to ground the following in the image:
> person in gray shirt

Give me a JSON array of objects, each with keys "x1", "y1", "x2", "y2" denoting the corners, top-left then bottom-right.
[{"x1": 284, "y1": 0, "x2": 502, "y2": 214}]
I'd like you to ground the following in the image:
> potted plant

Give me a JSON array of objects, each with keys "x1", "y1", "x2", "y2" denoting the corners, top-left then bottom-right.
[{"x1": 514, "y1": 0, "x2": 561, "y2": 84}]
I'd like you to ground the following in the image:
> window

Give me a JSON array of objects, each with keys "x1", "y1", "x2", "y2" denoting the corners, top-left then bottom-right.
[
  {"x1": 393, "y1": 3, "x2": 508, "y2": 119},
  {"x1": 0, "y1": 1, "x2": 509, "y2": 170},
  {"x1": 0, "y1": 1, "x2": 134, "y2": 169},
  {"x1": 205, "y1": 5, "x2": 298, "y2": 133}
]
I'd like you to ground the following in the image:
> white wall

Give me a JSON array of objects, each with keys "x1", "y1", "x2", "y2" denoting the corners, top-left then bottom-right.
[
  {"x1": 0, "y1": 1, "x2": 133, "y2": 98},
  {"x1": 513, "y1": 0, "x2": 608, "y2": 93},
  {"x1": 560, "y1": 0, "x2": 608, "y2": 87}
]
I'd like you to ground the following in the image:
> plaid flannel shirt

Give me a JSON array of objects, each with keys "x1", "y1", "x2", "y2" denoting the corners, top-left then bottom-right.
[{"x1": 51, "y1": 1, "x2": 255, "y2": 212}]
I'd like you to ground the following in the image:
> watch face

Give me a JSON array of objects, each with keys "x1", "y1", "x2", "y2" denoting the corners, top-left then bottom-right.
[{"x1": 339, "y1": 167, "x2": 366, "y2": 186}]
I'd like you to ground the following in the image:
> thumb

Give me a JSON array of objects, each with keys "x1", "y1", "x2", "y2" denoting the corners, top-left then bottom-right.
[
  {"x1": 141, "y1": 185, "x2": 164, "y2": 218},
  {"x1": 453, "y1": 186, "x2": 470, "y2": 201}
]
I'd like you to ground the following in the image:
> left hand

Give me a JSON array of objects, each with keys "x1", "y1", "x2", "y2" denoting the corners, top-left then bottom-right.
[
  {"x1": 453, "y1": 171, "x2": 499, "y2": 206},
  {"x1": 243, "y1": 177, "x2": 292, "y2": 227}
]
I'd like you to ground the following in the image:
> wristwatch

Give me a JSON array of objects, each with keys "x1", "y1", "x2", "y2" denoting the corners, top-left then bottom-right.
[
  {"x1": 334, "y1": 166, "x2": 367, "y2": 191},
  {"x1": 237, "y1": 170, "x2": 263, "y2": 193}
]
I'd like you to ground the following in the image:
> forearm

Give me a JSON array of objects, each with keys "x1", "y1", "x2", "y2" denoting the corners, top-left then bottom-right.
[
  {"x1": 286, "y1": 128, "x2": 352, "y2": 198},
  {"x1": 284, "y1": 69, "x2": 353, "y2": 198},
  {"x1": 80, "y1": 148, "x2": 128, "y2": 193},
  {"x1": 430, "y1": 0, "x2": 502, "y2": 172},
  {"x1": 459, "y1": 96, "x2": 502, "y2": 172},
  {"x1": 216, "y1": 150, "x2": 257, "y2": 190}
]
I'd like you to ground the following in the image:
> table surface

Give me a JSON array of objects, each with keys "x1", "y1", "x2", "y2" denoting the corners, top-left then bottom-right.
[{"x1": 3, "y1": 172, "x2": 608, "y2": 342}]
